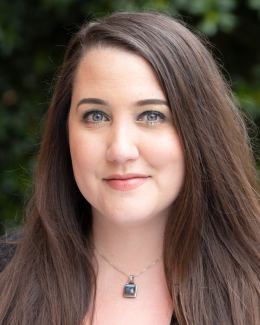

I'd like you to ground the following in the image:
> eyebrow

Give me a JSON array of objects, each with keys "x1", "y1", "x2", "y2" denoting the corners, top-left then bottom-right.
[
  {"x1": 76, "y1": 98, "x2": 169, "y2": 110},
  {"x1": 77, "y1": 98, "x2": 109, "y2": 109},
  {"x1": 135, "y1": 99, "x2": 169, "y2": 107}
]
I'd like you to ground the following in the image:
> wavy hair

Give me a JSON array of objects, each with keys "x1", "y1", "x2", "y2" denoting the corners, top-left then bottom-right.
[{"x1": 1, "y1": 11, "x2": 260, "y2": 325}]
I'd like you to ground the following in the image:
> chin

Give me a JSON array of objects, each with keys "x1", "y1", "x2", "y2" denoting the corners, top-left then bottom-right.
[{"x1": 92, "y1": 204, "x2": 158, "y2": 227}]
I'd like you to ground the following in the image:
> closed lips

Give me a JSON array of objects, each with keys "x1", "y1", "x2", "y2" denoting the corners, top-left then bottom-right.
[
  {"x1": 104, "y1": 174, "x2": 149, "y2": 191},
  {"x1": 104, "y1": 173, "x2": 149, "y2": 180}
]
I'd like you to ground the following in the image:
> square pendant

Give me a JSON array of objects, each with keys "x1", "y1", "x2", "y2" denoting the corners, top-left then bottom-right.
[{"x1": 123, "y1": 284, "x2": 137, "y2": 298}]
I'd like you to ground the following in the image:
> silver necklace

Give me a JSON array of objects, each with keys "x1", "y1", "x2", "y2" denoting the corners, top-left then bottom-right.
[{"x1": 94, "y1": 245, "x2": 162, "y2": 298}]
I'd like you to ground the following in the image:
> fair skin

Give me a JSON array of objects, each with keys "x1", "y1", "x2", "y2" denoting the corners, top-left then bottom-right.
[{"x1": 68, "y1": 47, "x2": 185, "y2": 325}]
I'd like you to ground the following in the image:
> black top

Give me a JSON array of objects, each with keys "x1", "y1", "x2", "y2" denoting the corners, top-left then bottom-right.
[{"x1": 0, "y1": 231, "x2": 179, "y2": 325}]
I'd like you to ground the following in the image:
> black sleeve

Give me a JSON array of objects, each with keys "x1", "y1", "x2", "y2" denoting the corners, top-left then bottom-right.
[{"x1": 0, "y1": 230, "x2": 22, "y2": 272}]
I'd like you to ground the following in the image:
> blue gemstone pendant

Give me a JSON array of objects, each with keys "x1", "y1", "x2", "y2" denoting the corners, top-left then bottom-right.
[{"x1": 123, "y1": 275, "x2": 137, "y2": 298}]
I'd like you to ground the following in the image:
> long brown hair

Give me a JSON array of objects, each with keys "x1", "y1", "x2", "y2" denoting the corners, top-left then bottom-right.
[{"x1": 1, "y1": 11, "x2": 260, "y2": 325}]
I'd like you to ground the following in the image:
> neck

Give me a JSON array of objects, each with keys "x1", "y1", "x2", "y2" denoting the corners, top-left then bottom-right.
[{"x1": 92, "y1": 208, "x2": 167, "y2": 274}]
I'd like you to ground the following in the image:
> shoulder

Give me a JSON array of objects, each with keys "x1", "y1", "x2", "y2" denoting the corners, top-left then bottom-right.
[{"x1": 0, "y1": 230, "x2": 23, "y2": 273}]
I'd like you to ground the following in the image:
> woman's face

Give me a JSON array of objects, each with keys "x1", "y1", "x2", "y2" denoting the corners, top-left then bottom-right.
[{"x1": 69, "y1": 48, "x2": 185, "y2": 226}]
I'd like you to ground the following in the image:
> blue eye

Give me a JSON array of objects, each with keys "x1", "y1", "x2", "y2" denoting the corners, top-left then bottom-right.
[
  {"x1": 81, "y1": 109, "x2": 109, "y2": 124},
  {"x1": 137, "y1": 110, "x2": 166, "y2": 125},
  {"x1": 147, "y1": 112, "x2": 159, "y2": 121},
  {"x1": 81, "y1": 109, "x2": 166, "y2": 125},
  {"x1": 92, "y1": 112, "x2": 103, "y2": 121}
]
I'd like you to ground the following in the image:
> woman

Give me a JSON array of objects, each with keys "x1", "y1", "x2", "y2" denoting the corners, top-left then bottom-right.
[{"x1": 1, "y1": 11, "x2": 260, "y2": 325}]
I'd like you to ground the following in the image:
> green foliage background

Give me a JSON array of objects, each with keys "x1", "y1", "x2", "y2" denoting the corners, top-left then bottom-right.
[{"x1": 1, "y1": 0, "x2": 260, "y2": 235}]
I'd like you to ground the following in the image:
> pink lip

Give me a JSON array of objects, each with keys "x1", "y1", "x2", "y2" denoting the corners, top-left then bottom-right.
[
  {"x1": 104, "y1": 173, "x2": 149, "y2": 191},
  {"x1": 105, "y1": 173, "x2": 148, "y2": 180}
]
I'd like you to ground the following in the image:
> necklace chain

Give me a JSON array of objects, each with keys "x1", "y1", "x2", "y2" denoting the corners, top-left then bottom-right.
[{"x1": 94, "y1": 245, "x2": 162, "y2": 278}]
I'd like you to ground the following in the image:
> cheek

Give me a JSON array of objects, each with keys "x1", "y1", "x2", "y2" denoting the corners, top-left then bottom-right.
[
  {"x1": 143, "y1": 132, "x2": 185, "y2": 197},
  {"x1": 69, "y1": 129, "x2": 104, "y2": 179},
  {"x1": 143, "y1": 131, "x2": 184, "y2": 171}
]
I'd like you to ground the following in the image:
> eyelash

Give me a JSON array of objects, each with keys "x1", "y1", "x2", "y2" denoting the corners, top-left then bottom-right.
[{"x1": 81, "y1": 109, "x2": 166, "y2": 125}]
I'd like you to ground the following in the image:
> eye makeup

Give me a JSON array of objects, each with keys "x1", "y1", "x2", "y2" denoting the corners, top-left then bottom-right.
[
  {"x1": 81, "y1": 109, "x2": 110, "y2": 125},
  {"x1": 80, "y1": 109, "x2": 166, "y2": 126},
  {"x1": 136, "y1": 110, "x2": 166, "y2": 125}
]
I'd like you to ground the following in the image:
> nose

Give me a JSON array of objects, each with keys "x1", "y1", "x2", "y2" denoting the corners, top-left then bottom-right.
[{"x1": 105, "y1": 122, "x2": 139, "y2": 165}]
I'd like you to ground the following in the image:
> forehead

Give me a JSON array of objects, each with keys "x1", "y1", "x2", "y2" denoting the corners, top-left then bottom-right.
[{"x1": 72, "y1": 47, "x2": 166, "y2": 101}]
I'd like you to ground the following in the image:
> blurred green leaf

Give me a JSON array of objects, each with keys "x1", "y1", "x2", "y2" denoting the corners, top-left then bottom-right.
[
  {"x1": 218, "y1": 12, "x2": 238, "y2": 32},
  {"x1": 248, "y1": 0, "x2": 260, "y2": 10}
]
